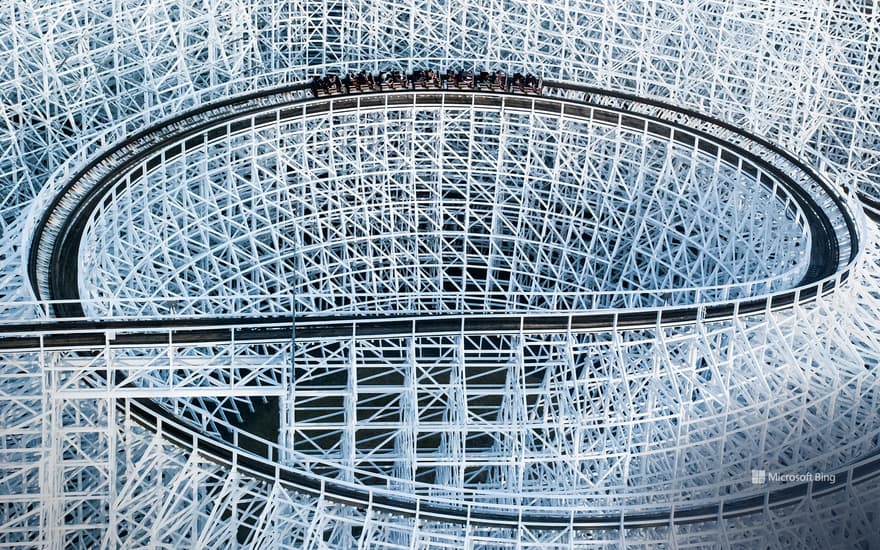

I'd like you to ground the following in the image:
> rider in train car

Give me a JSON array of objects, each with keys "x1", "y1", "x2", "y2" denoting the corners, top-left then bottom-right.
[
  {"x1": 461, "y1": 69, "x2": 474, "y2": 88},
  {"x1": 446, "y1": 69, "x2": 458, "y2": 88},
  {"x1": 412, "y1": 70, "x2": 426, "y2": 89},
  {"x1": 492, "y1": 70, "x2": 506, "y2": 91},
  {"x1": 426, "y1": 69, "x2": 440, "y2": 88}
]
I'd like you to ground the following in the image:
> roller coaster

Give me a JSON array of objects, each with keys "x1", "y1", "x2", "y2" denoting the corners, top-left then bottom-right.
[
  {"x1": 8, "y1": 79, "x2": 870, "y2": 534},
  {"x1": 1, "y1": 3, "x2": 879, "y2": 545}
]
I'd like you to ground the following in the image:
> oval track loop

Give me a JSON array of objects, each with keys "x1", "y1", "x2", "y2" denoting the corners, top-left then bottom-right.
[{"x1": 21, "y1": 82, "x2": 865, "y2": 529}]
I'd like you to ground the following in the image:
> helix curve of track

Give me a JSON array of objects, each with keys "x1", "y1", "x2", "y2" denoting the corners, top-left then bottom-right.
[{"x1": 16, "y1": 80, "x2": 866, "y2": 529}]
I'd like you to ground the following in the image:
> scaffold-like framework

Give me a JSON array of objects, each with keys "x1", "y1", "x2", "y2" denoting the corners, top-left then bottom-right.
[{"x1": 1, "y1": 1, "x2": 880, "y2": 549}]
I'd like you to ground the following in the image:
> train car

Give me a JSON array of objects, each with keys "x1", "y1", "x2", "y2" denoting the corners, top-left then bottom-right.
[
  {"x1": 445, "y1": 69, "x2": 474, "y2": 89},
  {"x1": 412, "y1": 70, "x2": 441, "y2": 89},
  {"x1": 510, "y1": 73, "x2": 542, "y2": 95},
  {"x1": 346, "y1": 71, "x2": 376, "y2": 93},
  {"x1": 312, "y1": 74, "x2": 345, "y2": 97}
]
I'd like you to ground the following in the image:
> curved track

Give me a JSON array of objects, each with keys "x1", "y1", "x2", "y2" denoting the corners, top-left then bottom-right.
[
  {"x1": 30, "y1": 84, "x2": 857, "y2": 312},
  {"x1": 17, "y1": 82, "x2": 865, "y2": 529},
  {"x1": 2, "y1": 314, "x2": 879, "y2": 529}
]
